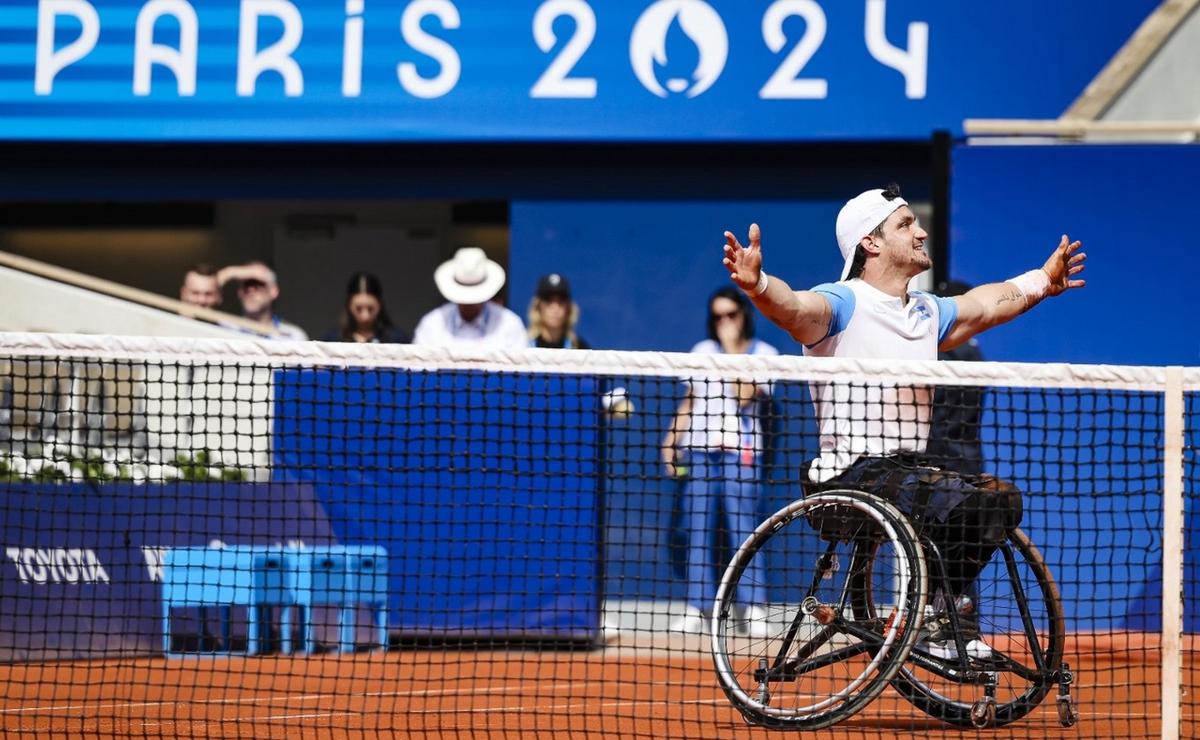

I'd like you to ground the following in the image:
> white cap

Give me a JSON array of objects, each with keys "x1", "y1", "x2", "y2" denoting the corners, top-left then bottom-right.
[
  {"x1": 434, "y1": 247, "x2": 506, "y2": 304},
  {"x1": 834, "y1": 189, "x2": 908, "y2": 280}
]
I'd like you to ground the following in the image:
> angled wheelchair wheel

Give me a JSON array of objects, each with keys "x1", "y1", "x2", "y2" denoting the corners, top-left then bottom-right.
[
  {"x1": 881, "y1": 528, "x2": 1065, "y2": 728},
  {"x1": 711, "y1": 490, "x2": 927, "y2": 730}
]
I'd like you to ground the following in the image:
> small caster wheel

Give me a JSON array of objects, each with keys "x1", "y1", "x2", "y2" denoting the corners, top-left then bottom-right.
[
  {"x1": 970, "y1": 699, "x2": 996, "y2": 728},
  {"x1": 1057, "y1": 696, "x2": 1078, "y2": 727},
  {"x1": 739, "y1": 710, "x2": 765, "y2": 727},
  {"x1": 755, "y1": 659, "x2": 771, "y2": 706}
]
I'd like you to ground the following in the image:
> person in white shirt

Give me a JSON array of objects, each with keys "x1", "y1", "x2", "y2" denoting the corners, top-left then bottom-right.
[
  {"x1": 412, "y1": 247, "x2": 527, "y2": 351},
  {"x1": 721, "y1": 184, "x2": 1086, "y2": 660},
  {"x1": 662, "y1": 287, "x2": 778, "y2": 635}
]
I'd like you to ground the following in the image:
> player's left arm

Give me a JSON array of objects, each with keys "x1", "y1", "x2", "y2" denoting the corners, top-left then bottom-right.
[{"x1": 940, "y1": 235, "x2": 1086, "y2": 351}]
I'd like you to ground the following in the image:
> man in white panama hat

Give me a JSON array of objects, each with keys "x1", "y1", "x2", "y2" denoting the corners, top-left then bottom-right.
[
  {"x1": 412, "y1": 247, "x2": 528, "y2": 351},
  {"x1": 721, "y1": 183, "x2": 1087, "y2": 661}
]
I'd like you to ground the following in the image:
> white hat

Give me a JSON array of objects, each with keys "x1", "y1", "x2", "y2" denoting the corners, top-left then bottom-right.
[
  {"x1": 434, "y1": 247, "x2": 506, "y2": 304},
  {"x1": 834, "y1": 189, "x2": 908, "y2": 280}
]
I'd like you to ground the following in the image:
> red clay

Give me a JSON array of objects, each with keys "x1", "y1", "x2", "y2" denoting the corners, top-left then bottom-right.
[{"x1": 1, "y1": 640, "x2": 1195, "y2": 739}]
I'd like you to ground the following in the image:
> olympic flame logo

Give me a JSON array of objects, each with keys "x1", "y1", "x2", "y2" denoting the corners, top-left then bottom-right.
[{"x1": 630, "y1": 0, "x2": 728, "y2": 98}]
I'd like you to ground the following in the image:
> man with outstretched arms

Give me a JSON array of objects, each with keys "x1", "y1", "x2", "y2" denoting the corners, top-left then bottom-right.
[{"x1": 721, "y1": 185, "x2": 1086, "y2": 659}]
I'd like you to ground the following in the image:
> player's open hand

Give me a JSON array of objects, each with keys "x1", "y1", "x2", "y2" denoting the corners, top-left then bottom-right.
[
  {"x1": 723, "y1": 224, "x2": 764, "y2": 292},
  {"x1": 1042, "y1": 235, "x2": 1086, "y2": 296}
]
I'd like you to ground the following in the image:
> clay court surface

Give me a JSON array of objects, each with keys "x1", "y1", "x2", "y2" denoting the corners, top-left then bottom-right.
[{"x1": 0, "y1": 634, "x2": 1193, "y2": 738}]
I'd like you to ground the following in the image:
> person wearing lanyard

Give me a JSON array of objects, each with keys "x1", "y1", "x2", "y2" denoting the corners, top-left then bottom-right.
[{"x1": 662, "y1": 287, "x2": 777, "y2": 635}]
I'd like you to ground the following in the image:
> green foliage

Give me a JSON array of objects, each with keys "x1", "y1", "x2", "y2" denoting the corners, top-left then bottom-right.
[
  {"x1": 70, "y1": 455, "x2": 115, "y2": 483},
  {"x1": 0, "y1": 459, "x2": 18, "y2": 483},
  {"x1": 32, "y1": 465, "x2": 67, "y2": 483},
  {"x1": 173, "y1": 450, "x2": 245, "y2": 482},
  {"x1": 2, "y1": 449, "x2": 248, "y2": 485}
]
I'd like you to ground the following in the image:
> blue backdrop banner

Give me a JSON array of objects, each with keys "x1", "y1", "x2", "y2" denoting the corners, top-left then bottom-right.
[{"x1": 0, "y1": 0, "x2": 1156, "y2": 141}]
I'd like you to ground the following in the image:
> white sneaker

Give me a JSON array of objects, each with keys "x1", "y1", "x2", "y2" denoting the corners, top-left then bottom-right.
[
  {"x1": 601, "y1": 614, "x2": 622, "y2": 643},
  {"x1": 917, "y1": 635, "x2": 994, "y2": 661},
  {"x1": 669, "y1": 605, "x2": 707, "y2": 633},
  {"x1": 964, "y1": 638, "x2": 994, "y2": 660},
  {"x1": 741, "y1": 605, "x2": 772, "y2": 639},
  {"x1": 917, "y1": 613, "x2": 994, "y2": 660}
]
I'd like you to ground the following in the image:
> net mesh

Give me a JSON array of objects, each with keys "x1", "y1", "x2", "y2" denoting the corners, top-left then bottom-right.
[{"x1": 0, "y1": 333, "x2": 1194, "y2": 738}]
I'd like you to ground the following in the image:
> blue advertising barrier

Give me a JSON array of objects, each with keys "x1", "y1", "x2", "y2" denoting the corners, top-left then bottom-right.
[
  {"x1": 0, "y1": 481, "x2": 335, "y2": 661},
  {"x1": 272, "y1": 367, "x2": 603, "y2": 641},
  {"x1": 0, "y1": 0, "x2": 1156, "y2": 141}
]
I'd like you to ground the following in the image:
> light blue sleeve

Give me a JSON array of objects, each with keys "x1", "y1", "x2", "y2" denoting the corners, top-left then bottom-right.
[
  {"x1": 916, "y1": 292, "x2": 959, "y2": 344},
  {"x1": 808, "y1": 282, "x2": 856, "y2": 345}
]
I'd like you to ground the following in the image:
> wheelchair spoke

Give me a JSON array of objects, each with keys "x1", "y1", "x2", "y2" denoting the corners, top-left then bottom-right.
[{"x1": 1000, "y1": 543, "x2": 1047, "y2": 673}]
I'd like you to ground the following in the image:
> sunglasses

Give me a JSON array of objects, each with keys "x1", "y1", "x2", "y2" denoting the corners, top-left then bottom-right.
[{"x1": 712, "y1": 309, "x2": 742, "y2": 321}]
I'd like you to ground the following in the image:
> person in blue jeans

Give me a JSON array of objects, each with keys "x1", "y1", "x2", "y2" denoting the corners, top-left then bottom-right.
[{"x1": 662, "y1": 287, "x2": 777, "y2": 635}]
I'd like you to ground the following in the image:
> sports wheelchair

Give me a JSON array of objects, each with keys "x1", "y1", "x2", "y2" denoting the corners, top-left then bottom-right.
[{"x1": 711, "y1": 489, "x2": 1078, "y2": 730}]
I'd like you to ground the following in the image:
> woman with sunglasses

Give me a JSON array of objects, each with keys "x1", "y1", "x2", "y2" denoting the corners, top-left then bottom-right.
[{"x1": 662, "y1": 286, "x2": 778, "y2": 635}]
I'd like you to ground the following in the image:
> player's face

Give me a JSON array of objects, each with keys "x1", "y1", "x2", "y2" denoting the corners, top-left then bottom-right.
[
  {"x1": 873, "y1": 206, "x2": 930, "y2": 277},
  {"x1": 181, "y1": 273, "x2": 221, "y2": 308}
]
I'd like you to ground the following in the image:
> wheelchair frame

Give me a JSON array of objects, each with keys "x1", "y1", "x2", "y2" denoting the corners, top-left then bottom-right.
[{"x1": 710, "y1": 489, "x2": 1078, "y2": 730}]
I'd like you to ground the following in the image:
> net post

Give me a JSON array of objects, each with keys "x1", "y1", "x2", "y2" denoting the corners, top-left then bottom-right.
[{"x1": 1160, "y1": 366, "x2": 1184, "y2": 740}]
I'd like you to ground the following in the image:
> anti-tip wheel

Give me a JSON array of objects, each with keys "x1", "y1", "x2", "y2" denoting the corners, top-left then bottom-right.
[
  {"x1": 970, "y1": 699, "x2": 996, "y2": 729},
  {"x1": 1057, "y1": 697, "x2": 1078, "y2": 727}
]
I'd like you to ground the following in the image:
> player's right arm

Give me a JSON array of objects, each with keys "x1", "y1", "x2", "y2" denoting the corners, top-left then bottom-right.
[{"x1": 723, "y1": 224, "x2": 833, "y2": 346}]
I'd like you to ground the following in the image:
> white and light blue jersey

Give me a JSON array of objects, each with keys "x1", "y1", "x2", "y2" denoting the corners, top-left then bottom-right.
[{"x1": 803, "y1": 279, "x2": 958, "y2": 482}]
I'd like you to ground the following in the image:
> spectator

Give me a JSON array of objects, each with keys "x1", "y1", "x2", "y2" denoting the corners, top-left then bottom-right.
[
  {"x1": 412, "y1": 247, "x2": 526, "y2": 350},
  {"x1": 661, "y1": 287, "x2": 778, "y2": 635},
  {"x1": 217, "y1": 261, "x2": 308, "y2": 340},
  {"x1": 322, "y1": 272, "x2": 410, "y2": 343},
  {"x1": 528, "y1": 273, "x2": 590, "y2": 349},
  {"x1": 927, "y1": 279, "x2": 985, "y2": 475},
  {"x1": 179, "y1": 264, "x2": 222, "y2": 310}
]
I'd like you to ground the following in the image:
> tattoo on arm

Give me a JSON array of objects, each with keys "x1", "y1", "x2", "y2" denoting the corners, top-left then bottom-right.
[{"x1": 993, "y1": 288, "x2": 1029, "y2": 315}]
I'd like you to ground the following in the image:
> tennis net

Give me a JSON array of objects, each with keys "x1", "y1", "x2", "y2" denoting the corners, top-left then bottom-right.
[{"x1": 0, "y1": 332, "x2": 1194, "y2": 738}]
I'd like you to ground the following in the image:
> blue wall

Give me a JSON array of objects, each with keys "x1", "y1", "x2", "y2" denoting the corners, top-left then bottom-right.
[
  {"x1": 951, "y1": 143, "x2": 1199, "y2": 366},
  {"x1": 273, "y1": 367, "x2": 603, "y2": 638}
]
